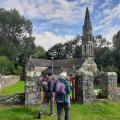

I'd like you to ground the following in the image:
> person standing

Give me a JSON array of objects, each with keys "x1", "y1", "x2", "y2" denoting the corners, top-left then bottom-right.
[
  {"x1": 69, "y1": 74, "x2": 75, "y2": 101},
  {"x1": 38, "y1": 72, "x2": 55, "y2": 119},
  {"x1": 54, "y1": 72, "x2": 71, "y2": 120}
]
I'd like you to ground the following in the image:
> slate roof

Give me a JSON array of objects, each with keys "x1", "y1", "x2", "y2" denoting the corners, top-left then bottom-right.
[
  {"x1": 31, "y1": 59, "x2": 51, "y2": 67},
  {"x1": 30, "y1": 58, "x2": 84, "y2": 68}
]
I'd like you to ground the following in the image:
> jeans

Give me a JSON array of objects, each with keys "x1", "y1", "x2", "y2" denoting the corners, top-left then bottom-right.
[
  {"x1": 41, "y1": 93, "x2": 54, "y2": 115},
  {"x1": 57, "y1": 102, "x2": 70, "y2": 120}
]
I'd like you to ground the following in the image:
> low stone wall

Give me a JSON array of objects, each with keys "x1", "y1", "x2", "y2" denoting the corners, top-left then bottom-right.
[
  {"x1": 0, "y1": 75, "x2": 20, "y2": 89},
  {"x1": 0, "y1": 93, "x2": 25, "y2": 105}
]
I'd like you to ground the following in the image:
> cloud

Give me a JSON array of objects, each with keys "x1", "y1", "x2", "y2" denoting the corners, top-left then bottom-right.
[
  {"x1": 0, "y1": 0, "x2": 97, "y2": 36},
  {"x1": 101, "y1": 4, "x2": 120, "y2": 25},
  {"x1": 94, "y1": 3, "x2": 120, "y2": 32},
  {"x1": 99, "y1": 0, "x2": 112, "y2": 9},
  {"x1": 0, "y1": 0, "x2": 120, "y2": 48},
  {"x1": 102, "y1": 26, "x2": 119, "y2": 42},
  {"x1": 33, "y1": 31, "x2": 74, "y2": 50},
  {"x1": 0, "y1": 0, "x2": 95, "y2": 24}
]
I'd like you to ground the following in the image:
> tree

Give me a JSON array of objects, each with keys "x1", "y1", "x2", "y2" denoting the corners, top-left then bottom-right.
[
  {"x1": 73, "y1": 45, "x2": 82, "y2": 58},
  {"x1": 94, "y1": 35, "x2": 113, "y2": 70},
  {"x1": 46, "y1": 35, "x2": 81, "y2": 59},
  {"x1": 112, "y1": 31, "x2": 120, "y2": 82},
  {"x1": 0, "y1": 56, "x2": 14, "y2": 75},
  {"x1": 18, "y1": 37, "x2": 36, "y2": 67},
  {"x1": 64, "y1": 35, "x2": 81, "y2": 58},
  {"x1": 35, "y1": 46, "x2": 46, "y2": 58},
  {"x1": 94, "y1": 47, "x2": 110, "y2": 69},
  {"x1": 46, "y1": 43, "x2": 65, "y2": 59},
  {"x1": 113, "y1": 30, "x2": 120, "y2": 49},
  {"x1": 0, "y1": 38, "x2": 18, "y2": 59},
  {"x1": 0, "y1": 8, "x2": 36, "y2": 72},
  {"x1": 104, "y1": 65, "x2": 118, "y2": 72},
  {"x1": 94, "y1": 35, "x2": 111, "y2": 47}
]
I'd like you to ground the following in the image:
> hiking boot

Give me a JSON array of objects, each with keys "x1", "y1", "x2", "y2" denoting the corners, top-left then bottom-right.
[{"x1": 37, "y1": 112, "x2": 42, "y2": 119}]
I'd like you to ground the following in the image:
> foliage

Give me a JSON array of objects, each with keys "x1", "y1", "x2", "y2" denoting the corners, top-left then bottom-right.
[
  {"x1": 97, "y1": 89, "x2": 108, "y2": 99},
  {"x1": 64, "y1": 35, "x2": 81, "y2": 58},
  {"x1": 104, "y1": 65, "x2": 118, "y2": 72},
  {"x1": 73, "y1": 45, "x2": 82, "y2": 58},
  {"x1": 112, "y1": 31, "x2": 120, "y2": 82},
  {"x1": 35, "y1": 46, "x2": 46, "y2": 58},
  {"x1": 0, "y1": 8, "x2": 36, "y2": 72},
  {"x1": 113, "y1": 30, "x2": 120, "y2": 49},
  {"x1": 46, "y1": 35, "x2": 81, "y2": 59},
  {"x1": 0, "y1": 80, "x2": 25, "y2": 96},
  {"x1": 46, "y1": 43, "x2": 65, "y2": 59},
  {"x1": 94, "y1": 47, "x2": 111, "y2": 69},
  {"x1": 0, "y1": 56, "x2": 15, "y2": 75},
  {"x1": 94, "y1": 35, "x2": 111, "y2": 47},
  {"x1": 13, "y1": 66, "x2": 23, "y2": 75},
  {"x1": 18, "y1": 37, "x2": 36, "y2": 67}
]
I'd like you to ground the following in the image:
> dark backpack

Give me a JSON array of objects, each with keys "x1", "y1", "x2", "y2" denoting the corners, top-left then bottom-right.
[{"x1": 55, "y1": 80, "x2": 66, "y2": 95}]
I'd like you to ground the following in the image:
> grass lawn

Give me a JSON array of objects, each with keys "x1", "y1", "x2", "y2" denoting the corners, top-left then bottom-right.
[
  {"x1": 0, "y1": 81, "x2": 120, "y2": 120},
  {"x1": 0, "y1": 81, "x2": 25, "y2": 96},
  {"x1": 0, "y1": 101, "x2": 120, "y2": 120}
]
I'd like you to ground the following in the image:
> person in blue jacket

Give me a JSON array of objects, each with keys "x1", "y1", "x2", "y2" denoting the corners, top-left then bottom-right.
[{"x1": 54, "y1": 72, "x2": 71, "y2": 120}]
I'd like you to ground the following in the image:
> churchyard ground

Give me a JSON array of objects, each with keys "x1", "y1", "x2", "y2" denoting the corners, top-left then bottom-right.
[
  {"x1": 0, "y1": 81, "x2": 120, "y2": 120},
  {"x1": 0, "y1": 101, "x2": 120, "y2": 120}
]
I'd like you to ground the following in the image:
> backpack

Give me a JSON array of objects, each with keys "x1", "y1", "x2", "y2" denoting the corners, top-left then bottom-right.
[
  {"x1": 55, "y1": 79, "x2": 66, "y2": 95},
  {"x1": 42, "y1": 79, "x2": 54, "y2": 93},
  {"x1": 55, "y1": 78, "x2": 71, "y2": 103},
  {"x1": 42, "y1": 81, "x2": 48, "y2": 92}
]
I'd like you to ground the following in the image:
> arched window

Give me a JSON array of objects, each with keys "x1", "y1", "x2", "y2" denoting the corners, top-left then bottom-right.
[
  {"x1": 89, "y1": 45, "x2": 91, "y2": 56},
  {"x1": 91, "y1": 46, "x2": 92, "y2": 55},
  {"x1": 84, "y1": 45, "x2": 86, "y2": 55}
]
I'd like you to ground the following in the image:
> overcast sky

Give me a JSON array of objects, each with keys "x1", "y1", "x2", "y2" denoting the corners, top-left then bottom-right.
[{"x1": 0, "y1": 0, "x2": 120, "y2": 50}]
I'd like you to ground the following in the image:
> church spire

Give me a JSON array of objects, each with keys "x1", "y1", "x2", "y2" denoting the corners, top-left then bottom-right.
[
  {"x1": 83, "y1": 7, "x2": 92, "y2": 37},
  {"x1": 82, "y1": 7, "x2": 94, "y2": 57}
]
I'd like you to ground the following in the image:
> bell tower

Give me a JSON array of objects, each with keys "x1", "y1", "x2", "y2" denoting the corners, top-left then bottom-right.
[{"x1": 82, "y1": 7, "x2": 94, "y2": 57}]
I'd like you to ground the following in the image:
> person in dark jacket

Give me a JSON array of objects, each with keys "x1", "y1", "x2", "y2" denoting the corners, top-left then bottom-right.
[
  {"x1": 39, "y1": 72, "x2": 55, "y2": 118},
  {"x1": 54, "y1": 72, "x2": 71, "y2": 120}
]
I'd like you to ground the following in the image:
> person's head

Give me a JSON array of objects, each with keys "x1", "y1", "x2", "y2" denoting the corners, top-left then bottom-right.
[
  {"x1": 47, "y1": 71, "x2": 52, "y2": 78},
  {"x1": 59, "y1": 72, "x2": 67, "y2": 79}
]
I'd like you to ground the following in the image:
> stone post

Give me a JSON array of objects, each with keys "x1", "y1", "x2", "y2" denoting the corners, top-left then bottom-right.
[
  {"x1": 25, "y1": 72, "x2": 42, "y2": 105},
  {"x1": 100, "y1": 72, "x2": 118, "y2": 99},
  {"x1": 75, "y1": 70, "x2": 94, "y2": 103}
]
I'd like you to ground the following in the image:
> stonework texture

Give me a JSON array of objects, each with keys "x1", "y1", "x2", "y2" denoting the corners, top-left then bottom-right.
[
  {"x1": 25, "y1": 76, "x2": 42, "y2": 105},
  {"x1": 75, "y1": 70, "x2": 95, "y2": 103},
  {"x1": 79, "y1": 57, "x2": 98, "y2": 73},
  {"x1": 0, "y1": 75, "x2": 20, "y2": 89},
  {"x1": 100, "y1": 72, "x2": 120, "y2": 101},
  {"x1": 0, "y1": 93, "x2": 24, "y2": 105}
]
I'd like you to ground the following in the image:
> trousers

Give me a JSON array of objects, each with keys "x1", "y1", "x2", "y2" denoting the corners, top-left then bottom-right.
[{"x1": 57, "y1": 102, "x2": 70, "y2": 120}]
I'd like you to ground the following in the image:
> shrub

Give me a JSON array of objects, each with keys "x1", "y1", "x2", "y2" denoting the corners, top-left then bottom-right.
[
  {"x1": 104, "y1": 65, "x2": 118, "y2": 72},
  {"x1": 13, "y1": 66, "x2": 23, "y2": 75},
  {"x1": 0, "y1": 56, "x2": 15, "y2": 75},
  {"x1": 97, "y1": 88, "x2": 108, "y2": 99}
]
